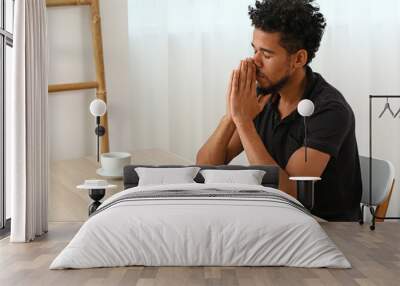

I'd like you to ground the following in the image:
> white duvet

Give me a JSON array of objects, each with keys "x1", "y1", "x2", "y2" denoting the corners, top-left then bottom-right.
[{"x1": 50, "y1": 183, "x2": 351, "y2": 269}]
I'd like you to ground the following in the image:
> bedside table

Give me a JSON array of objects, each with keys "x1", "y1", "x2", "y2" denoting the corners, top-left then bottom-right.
[{"x1": 77, "y1": 180, "x2": 117, "y2": 215}]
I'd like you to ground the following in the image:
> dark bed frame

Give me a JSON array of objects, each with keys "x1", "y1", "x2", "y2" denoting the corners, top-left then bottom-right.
[{"x1": 123, "y1": 165, "x2": 280, "y2": 189}]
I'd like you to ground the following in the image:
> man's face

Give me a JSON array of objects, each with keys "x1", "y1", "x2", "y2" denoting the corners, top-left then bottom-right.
[{"x1": 251, "y1": 28, "x2": 293, "y2": 94}]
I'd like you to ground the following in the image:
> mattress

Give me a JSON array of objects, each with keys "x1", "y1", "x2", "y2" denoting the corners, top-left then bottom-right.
[{"x1": 50, "y1": 183, "x2": 350, "y2": 269}]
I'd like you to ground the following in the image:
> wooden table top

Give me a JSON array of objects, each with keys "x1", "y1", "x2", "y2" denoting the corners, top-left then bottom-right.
[{"x1": 49, "y1": 149, "x2": 192, "y2": 222}]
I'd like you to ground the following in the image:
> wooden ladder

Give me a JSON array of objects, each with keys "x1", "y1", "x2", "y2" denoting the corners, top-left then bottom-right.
[{"x1": 46, "y1": 0, "x2": 110, "y2": 154}]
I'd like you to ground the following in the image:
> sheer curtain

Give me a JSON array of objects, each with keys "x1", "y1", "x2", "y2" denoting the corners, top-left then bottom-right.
[
  {"x1": 126, "y1": 0, "x2": 400, "y2": 217},
  {"x1": 8, "y1": 0, "x2": 48, "y2": 242},
  {"x1": 127, "y1": 0, "x2": 254, "y2": 163}
]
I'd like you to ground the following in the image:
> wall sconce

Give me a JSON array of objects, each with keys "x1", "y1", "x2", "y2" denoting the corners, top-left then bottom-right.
[
  {"x1": 89, "y1": 99, "x2": 107, "y2": 162},
  {"x1": 297, "y1": 99, "x2": 315, "y2": 162},
  {"x1": 289, "y1": 99, "x2": 319, "y2": 211}
]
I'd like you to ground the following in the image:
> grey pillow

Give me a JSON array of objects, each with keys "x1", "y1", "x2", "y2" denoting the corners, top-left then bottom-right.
[
  {"x1": 135, "y1": 167, "x2": 201, "y2": 186},
  {"x1": 200, "y1": 169, "x2": 266, "y2": 185}
]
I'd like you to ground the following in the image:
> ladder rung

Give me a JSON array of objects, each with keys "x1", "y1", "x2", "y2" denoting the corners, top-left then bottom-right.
[
  {"x1": 46, "y1": 0, "x2": 92, "y2": 7},
  {"x1": 48, "y1": 81, "x2": 99, "y2": 93}
]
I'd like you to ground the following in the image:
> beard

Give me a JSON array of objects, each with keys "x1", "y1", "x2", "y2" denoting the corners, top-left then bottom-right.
[{"x1": 256, "y1": 74, "x2": 290, "y2": 96}]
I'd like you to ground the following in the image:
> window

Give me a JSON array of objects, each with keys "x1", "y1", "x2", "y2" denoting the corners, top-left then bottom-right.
[{"x1": 0, "y1": 0, "x2": 14, "y2": 235}]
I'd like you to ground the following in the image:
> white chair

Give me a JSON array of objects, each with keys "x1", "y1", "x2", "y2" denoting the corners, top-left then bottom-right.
[{"x1": 359, "y1": 155, "x2": 395, "y2": 230}]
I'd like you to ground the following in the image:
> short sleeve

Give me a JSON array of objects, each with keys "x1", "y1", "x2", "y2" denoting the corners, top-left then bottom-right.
[{"x1": 306, "y1": 102, "x2": 352, "y2": 158}]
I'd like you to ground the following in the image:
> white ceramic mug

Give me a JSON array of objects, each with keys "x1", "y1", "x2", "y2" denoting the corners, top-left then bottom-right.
[{"x1": 100, "y1": 152, "x2": 131, "y2": 176}]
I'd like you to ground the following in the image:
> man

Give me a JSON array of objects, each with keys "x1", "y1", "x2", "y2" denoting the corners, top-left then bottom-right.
[{"x1": 196, "y1": 0, "x2": 362, "y2": 221}]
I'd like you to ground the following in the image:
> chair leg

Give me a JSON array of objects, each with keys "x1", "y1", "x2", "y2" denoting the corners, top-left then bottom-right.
[
  {"x1": 369, "y1": 206, "x2": 376, "y2": 231},
  {"x1": 359, "y1": 204, "x2": 365, "y2": 225},
  {"x1": 375, "y1": 179, "x2": 395, "y2": 222}
]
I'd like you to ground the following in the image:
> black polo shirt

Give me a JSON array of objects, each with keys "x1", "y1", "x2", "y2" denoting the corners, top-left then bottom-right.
[{"x1": 254, "y1": 66, "x2": 362, "y2": 221}]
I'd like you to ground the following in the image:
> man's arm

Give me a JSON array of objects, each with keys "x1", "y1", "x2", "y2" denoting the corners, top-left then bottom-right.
[
  {"x1": 285, "y1": 147, "x2": 330, "y2": 177},
  {"x1": 196, "y1": 59, "x2": 267, "y2": 165},
  {"x1": 196, "y1": 116, "x2": 238, "y2": 165},
  {"x1": 196, "y1": 71, "x2": 245, "y2": 165},
  {"x1": 235, "y1": 120, "x2": 330, "y2": 195},
  {"x1": 225, "y1": 130, "x2": 244, "y2": 164},
  {"x1": 235, "y1": 120, "x2": 277, "y2": 166},
  {"x1": 235, "y1": 120, "x2": 330, "y2": 175}
]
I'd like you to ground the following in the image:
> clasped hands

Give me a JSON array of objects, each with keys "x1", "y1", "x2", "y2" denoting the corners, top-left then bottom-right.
[{"x1": 225, "y1": 58, "x2": 270, "y2": 126}]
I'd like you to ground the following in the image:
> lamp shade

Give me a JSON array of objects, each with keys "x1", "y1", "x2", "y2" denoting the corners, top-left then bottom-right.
[
  {"x1": 90, "y1": 99, "x2": 107, "y2": 116},
  {"x1": 297, "y1": 99, "x2": 314, "y2": 117}
]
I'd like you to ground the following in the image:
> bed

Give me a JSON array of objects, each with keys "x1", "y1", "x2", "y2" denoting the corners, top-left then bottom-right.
[{"x1": 49, "y1": 165, "x2": 350, "y2": 269}]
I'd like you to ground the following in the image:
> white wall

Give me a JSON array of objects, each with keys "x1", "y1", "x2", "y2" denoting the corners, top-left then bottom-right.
[
  {"x1": 47, "y1": 5, "x2": 96, "y2": 161},
  {"x1": 48, "y1": 0, "x2": 400, "y2": 217}
]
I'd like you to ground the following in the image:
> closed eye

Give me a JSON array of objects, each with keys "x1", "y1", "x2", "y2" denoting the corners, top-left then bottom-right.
[
  {"x1": 251, "y1": 42, "x2": 275, "y2": 59},
  {"x1": 262, "y1": 52, "x2": 272, "y2": 59},
  {"x1": 252, "y1": 48, "x2": 273, "y2": 60}
]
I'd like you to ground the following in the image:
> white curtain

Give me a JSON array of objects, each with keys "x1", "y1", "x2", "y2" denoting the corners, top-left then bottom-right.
[
  {"x1": 126, "y1": 0, "x2": 400, "y2": 217},
  {"x1": 127, "y1": 0, "x2": 254, "y2": 164},
  {"x1": 8, "y1": 0, "x2": 48, "y2": 242}
]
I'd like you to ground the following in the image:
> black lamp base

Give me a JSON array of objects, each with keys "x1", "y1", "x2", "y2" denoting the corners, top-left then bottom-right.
[
  {"x1": 296, "y1": 181, "x2": 315, "y2": 210},
  {"x1": 88, "y1": 189, "x2": 105, "y2": 215},
  {"x1": 289, "y1": 177, "x2": 321, "y2": 211}
]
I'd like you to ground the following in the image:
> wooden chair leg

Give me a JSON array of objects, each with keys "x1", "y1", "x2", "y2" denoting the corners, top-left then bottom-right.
[{"x1": 375, "y1": 179, "x2": 395, "y2": 222}]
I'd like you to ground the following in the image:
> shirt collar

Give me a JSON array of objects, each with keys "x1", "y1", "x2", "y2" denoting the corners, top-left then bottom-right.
[{"x1": 270, "y1": 66, "x2": 317, "y2": 122}]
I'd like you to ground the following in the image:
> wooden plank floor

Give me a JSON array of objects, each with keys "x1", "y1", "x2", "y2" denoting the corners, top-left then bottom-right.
[{"x1": 1, "y1": 222, "x2": 399, "y2": 286}]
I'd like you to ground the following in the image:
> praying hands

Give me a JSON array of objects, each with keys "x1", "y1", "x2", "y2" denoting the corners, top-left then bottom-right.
[{"x1": 226, "y1": 59, "x2": 270, "y2": 126}]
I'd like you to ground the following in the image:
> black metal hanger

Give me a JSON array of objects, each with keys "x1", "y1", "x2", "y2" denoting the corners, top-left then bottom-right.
[
  {"x1": 378, "y1": 97, "x2": 395, "y2": 118},
  {"x1": 394, "y1": 106, "x2": 400, "y2": 118}
]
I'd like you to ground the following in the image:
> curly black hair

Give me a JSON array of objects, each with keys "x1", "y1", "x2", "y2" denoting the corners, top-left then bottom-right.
[{"x1": 248, "y1": 0, "x2": 326, "y2": 64}]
